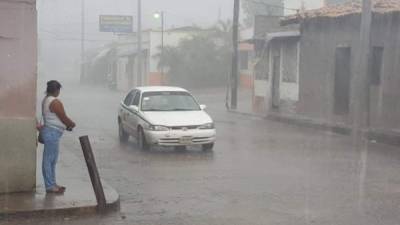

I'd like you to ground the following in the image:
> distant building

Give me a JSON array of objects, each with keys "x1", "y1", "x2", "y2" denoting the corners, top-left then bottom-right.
[
  {"x1": 251, "y1": 15, "x2": 300, "y2": 114},
  {"x1": 279, "y1": 0, "x2": 400, "y2": 134},
  {"x1": 243, "y1": 0, "x2": 284, "y2": 26},
  {"x1": 90, "y1": 27, "x2": 209, "y2": 92},
  {"x1": 252, "y1": 0, "x2": 284, "y2": 16},
  {"x1": 238, "y1": 42, "x2": 255, "y2": 90}
]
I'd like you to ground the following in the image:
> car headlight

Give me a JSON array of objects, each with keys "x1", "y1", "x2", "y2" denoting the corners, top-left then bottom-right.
[
  {"x1": 199, "y1": 123, "x2": 215, "y2": 129},
  {"x1": 147, "y1": 125, "x2": 169, "y2": 131}
]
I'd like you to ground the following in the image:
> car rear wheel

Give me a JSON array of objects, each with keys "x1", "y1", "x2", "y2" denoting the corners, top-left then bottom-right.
[
  {"x1": 137, "y1": 127, "x2": 150, "y2": 150},
  {"x1": 202, "y1": 143, "x2": 214, "y2": 151},
  {"x1": 119, "y1": 122, "x2": 129, "y2": 143}
]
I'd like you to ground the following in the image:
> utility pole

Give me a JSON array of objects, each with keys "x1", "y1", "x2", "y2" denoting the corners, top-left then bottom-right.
[
  {"x1": 137, "y1": 0, "x2": 143, "y2": 86},
  {"x1": 351, "y1": 0, "x2": 372, "y2": 210},
  {"x1": 218, "y1": 6, "x2": 222, "y2": 22},
  {"x1": 161, "y1": 11, "x2": 165, "y2": 83},
  {"x1": 230, "y1": 0, "x2": 240, "y2": 109},
  {"x1": 154, "y1": 11, "x2": 165, "y2": 84},
  {"x1": 351, "y1": 0, "x2": 372, "y2": 140},
  {"x1": 80, "y1": 0, "x2": 85, "y2": 83}
]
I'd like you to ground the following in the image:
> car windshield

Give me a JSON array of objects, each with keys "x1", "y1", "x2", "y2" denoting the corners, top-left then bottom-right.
[{"x1": 141, "y1": 91, "x2": 200, "y2": 111}]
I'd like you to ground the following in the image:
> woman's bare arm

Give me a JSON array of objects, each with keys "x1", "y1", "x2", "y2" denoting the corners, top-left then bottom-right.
[{"x1": 50, "y1": 100, "x2": 76, "y2": 128}]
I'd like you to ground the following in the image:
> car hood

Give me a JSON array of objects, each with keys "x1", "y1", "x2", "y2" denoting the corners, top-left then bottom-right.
[{"x1": 142, "y1": 110, "x2": 213, "y2": 127}]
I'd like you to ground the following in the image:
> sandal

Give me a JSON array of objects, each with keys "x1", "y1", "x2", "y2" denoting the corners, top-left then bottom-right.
[
  {"x1": 56, "y1": 185, "x2": 66, "y2": 191},
  {"x1": 46, "y1": 187, "x2": 65, "y2": 194}
]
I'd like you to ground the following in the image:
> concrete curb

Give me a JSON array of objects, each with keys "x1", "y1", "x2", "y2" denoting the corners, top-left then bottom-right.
[
  {"x1": 266, "y1": 112, "x2": 351, "y2": 135},
  {"x1": 367, "y1": 129, "x2": 400, "y2": 146},
  {"x1": 0, "y1": 182, "x2": 120, "y2": 220},
  {"x1": 0, "y1": 200, "x2": 119, "y2": 220},
  {"x1": 228, "y1": 109, "x2": 400, "y2": 146},
  {"x1": 227, "y1": 109, "x2": 267, "y2": 119}
]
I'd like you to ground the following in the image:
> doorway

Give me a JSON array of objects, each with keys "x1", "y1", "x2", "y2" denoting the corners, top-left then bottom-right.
[
  {"x1": 334, "y1": 47, "x2": 351, "y2": 115},
  {"x1": 271, "y1": 55, "x2": 281, "y2": 109}
]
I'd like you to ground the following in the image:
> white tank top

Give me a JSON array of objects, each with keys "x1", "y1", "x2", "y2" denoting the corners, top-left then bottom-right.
[{"x1": 43, "y1": 96, "x2": 66, "y2": 132}]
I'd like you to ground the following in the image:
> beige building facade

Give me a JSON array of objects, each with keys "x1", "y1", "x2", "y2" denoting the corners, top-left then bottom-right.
[{"x1": 0, "y1": 0, "x2": 37, "y2": 193}]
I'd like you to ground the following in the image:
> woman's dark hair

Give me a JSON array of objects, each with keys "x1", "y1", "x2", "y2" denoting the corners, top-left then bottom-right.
[{"x1": 46, "y1": 80, "x2": 62, "y2": 95}]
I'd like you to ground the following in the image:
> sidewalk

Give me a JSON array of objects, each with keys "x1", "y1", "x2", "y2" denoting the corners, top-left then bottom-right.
[
  {"x1": 230, "y1": 98, "x2": 400, "y2": 147},
  {"x1": 0, "y1": 145, "x2": 119, "y2": 218},
  {"x1": 228, "y1": 88, "x2": 266, "y2": 117}
]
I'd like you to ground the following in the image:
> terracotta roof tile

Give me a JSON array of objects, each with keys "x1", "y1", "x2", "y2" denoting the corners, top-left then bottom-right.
[{"x1": 282, "y1": 0, "x2": 400, "y2": 25}]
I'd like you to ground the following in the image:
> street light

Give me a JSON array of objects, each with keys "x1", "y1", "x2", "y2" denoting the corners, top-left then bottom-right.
[
  {"x1": 153, "y1": 12, "x2": 161, "y2": 19},
  {"x1": 153, "y1": 11, "x2": 165, "y2": 82}
]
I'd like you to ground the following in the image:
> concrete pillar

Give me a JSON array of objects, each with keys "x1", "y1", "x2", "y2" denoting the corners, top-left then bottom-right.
[{"x1": 0, "y1": 0, "x2": 37, "y2": 193}]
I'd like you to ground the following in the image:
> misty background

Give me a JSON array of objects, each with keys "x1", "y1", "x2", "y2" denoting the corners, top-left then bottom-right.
[{"x1": 37, "y1": 0, "x2": 323, "y2": 81}]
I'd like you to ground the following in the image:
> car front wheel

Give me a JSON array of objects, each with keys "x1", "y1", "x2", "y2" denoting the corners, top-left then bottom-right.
[
  {"x1": 119, "y1": 122, "x2": 129, "y2": 143},
  {"x1": 137, "y1": 127, "x2": 150, "y2": 150},
  {"x1": 202, "y1": 143, "x2": 214, "y2": 151}
]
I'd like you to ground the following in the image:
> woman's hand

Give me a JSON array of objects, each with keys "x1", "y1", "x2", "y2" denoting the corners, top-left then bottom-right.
[
  {"x1": 36, "y1": 120, "x2": 44, "y2": 131},
  {"x1": 66, "y1": 121, "x2": 76, "y2": 132}
]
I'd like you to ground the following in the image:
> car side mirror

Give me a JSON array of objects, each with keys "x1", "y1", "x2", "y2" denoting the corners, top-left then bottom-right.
[
  {"x1": 129, "y1": 105, "x2": 139, "y2": 112},
  {"x1": 200, "y1": 104, "x2": 207, "y2": 110}
]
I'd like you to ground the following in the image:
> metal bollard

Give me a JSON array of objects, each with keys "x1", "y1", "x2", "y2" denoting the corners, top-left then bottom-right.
[{"x1": 79, "y1": 135, "x2": 107, "y2": 212}]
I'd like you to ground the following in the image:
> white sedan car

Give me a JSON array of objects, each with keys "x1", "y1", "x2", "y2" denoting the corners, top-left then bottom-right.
[{"x1": 118, "y1": 86, "x2": 216, "y2": 151}]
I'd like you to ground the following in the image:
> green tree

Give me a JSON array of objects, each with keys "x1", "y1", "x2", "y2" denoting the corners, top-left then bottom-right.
[
  {"x1": 211, "y1": 20, "x2": 233, "y2": 46},
  {"x1": 154, "y1": 22, "x2": 233, "y2": 88}
]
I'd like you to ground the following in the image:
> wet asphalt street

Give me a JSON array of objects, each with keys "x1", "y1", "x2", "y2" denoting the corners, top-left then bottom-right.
[{"x1": 3, "y1": 81, "x2": 400, "y2": 225}]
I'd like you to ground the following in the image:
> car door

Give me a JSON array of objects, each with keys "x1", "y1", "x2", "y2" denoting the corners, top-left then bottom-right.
[
  {"x1": 120, "y1": 90, "x2": 136, "y2": 134},
  {"x1": 126, "y1": 91, "x2": 141, "y2": 136}
]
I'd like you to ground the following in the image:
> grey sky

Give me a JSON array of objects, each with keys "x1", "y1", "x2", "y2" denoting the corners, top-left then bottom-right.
[{"x1": 38, "y1": 0, "x2": 324, "y2": 29}]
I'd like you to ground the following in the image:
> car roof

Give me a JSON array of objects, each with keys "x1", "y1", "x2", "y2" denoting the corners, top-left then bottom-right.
[{"x1": 134, "y1": 86, "x2": 189, "y2": 93}]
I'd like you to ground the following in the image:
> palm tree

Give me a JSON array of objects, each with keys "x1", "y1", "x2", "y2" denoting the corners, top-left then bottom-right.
[{"x1": 211, "y1": 20, "x2": 233, "y2": 48}]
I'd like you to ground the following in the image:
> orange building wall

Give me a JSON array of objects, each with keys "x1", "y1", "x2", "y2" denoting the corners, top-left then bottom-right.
[{"x1": 0, "y1": 0, "x2": 37, "y2": 194}]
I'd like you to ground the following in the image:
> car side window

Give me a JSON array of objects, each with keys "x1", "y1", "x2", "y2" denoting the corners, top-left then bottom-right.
[
  {"x1": 124, "y1": 90, "x2": 136, "y2": 106},
  {"x1": 132, "y1": 91, "x2": 141, "y2": 106}
]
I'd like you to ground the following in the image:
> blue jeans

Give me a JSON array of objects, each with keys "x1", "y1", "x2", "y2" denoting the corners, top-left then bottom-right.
[{"x1": 42, "y1": 126, "x2": 63, "y2": 190}]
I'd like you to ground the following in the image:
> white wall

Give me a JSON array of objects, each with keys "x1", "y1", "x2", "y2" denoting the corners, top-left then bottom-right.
[
  {"x1": 116, "y1": 57, "x2": 129, "y2": 91},
  {"x1": 280, "y1": 83, "x2": 299, "y2": 101},
  {"x1": 254, "y1": 40, "x2": 300, "y2": 113}
]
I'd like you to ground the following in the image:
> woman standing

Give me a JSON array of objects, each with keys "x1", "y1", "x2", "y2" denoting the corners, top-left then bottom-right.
[{"x1": 41, "y1": 80, "x2": 76, "y2": 194}]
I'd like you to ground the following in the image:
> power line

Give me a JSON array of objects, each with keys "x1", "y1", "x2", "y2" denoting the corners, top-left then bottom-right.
[
  {"x1": 39, "y1": 29, "x2": 112, "y2": 37},
  {"x1": 43, "y1": 21, "x2": 103, "y2": 26},
  {"x1": 39, "y1": 37, "x2": 111, "y2": 42}
]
